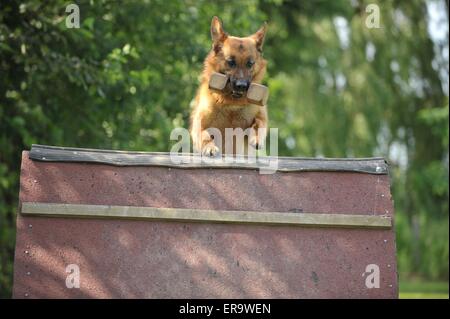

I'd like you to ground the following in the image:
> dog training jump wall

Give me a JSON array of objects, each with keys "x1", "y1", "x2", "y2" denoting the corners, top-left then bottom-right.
[{"x1": 13, "y1": 144, "x2": 398, "y2": 298}]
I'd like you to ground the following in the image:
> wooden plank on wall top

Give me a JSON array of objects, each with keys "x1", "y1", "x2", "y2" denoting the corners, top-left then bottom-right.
[
  {"x1": 21, "y1": 202, "x2": 392, "y2": 229},
  {"x1": 28, "y1": 144, "x2": 389, "y2": 174}
]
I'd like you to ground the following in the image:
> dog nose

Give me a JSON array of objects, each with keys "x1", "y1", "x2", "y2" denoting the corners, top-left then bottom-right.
[{"x1": 233, "y1": 79, "x2": 250, "y2": 92}]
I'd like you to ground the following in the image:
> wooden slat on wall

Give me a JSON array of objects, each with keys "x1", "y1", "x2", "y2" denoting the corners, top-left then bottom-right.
[
  {"x1": 29, "y1": 144, "x2": 389, "y2": 174},
  {"x1": 21, "y1": 202, "x2": 392, "y2": 229}
]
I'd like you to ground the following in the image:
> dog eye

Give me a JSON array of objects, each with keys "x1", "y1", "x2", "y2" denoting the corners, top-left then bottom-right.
[
  {"x1": 227, "y1": 59, "x2": 236, "y2": 68},
  {"x1": 246, "y1": 60, "x2": 255, "y2": 68}
]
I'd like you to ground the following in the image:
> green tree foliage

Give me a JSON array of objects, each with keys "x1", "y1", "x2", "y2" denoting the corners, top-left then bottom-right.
[{"x1": 0, "y1": 0, "x2": 448, "y2": 297}]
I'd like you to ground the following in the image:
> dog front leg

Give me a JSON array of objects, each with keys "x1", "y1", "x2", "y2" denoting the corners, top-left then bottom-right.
[
  {"x1": 191, "y1": 115, "x2": 220, "y2": 157},
  {"x1": 200, "y1": 129, "x2": 220, "y2": 157},
  {"x1": 249, "y1": 109, "x2": 268, "y2": 150}
]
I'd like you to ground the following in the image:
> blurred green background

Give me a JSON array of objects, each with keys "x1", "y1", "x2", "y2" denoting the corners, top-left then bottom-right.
[{"x1": 0, "y1": 0, "x2": 448, "y2": 298}]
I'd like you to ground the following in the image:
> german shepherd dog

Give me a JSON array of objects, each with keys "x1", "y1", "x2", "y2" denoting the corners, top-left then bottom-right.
[{"x1": 190, "y1": 16, "x2": 268, "y2": 156}]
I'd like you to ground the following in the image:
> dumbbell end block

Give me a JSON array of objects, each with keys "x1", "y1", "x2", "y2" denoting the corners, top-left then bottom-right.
[
  {"x1": 208, "y1": 73, "x2": 228, "y2": 91},
  {"x1": 247, "y1": 83, "x2": 269, "y2": 106}
]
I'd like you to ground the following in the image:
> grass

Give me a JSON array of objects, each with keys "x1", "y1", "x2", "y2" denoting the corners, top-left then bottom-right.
[{"x1": 399, "y1": 280, "x2": 449, "y2": 299}]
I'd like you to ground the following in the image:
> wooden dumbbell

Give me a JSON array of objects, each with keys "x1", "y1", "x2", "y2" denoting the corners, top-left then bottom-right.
[{"x1": 208, "y1": 72, "x2": 269, "y2": 106}]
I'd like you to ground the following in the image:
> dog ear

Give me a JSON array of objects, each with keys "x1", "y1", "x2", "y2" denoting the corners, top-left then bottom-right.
[
  {"x1": 211, "y1": 16, "x2": 228, "y2": 53},
  {"x1": 251, "y1": 22, "x2": 267, "y2": 53}
]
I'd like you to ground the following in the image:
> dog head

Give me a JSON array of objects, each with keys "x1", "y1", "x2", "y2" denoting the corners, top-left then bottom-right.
[{"x1": 209, "y1": 16, "x2": 267, "y2": 99}]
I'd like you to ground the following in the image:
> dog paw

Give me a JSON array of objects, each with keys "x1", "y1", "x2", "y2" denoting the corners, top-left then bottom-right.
[
  {"x1": 202, "y1": 142, "x2": 220, "y2": 157},
  {"x1": 249, "y1": 135, "x2": 265, "y2": 150}
]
